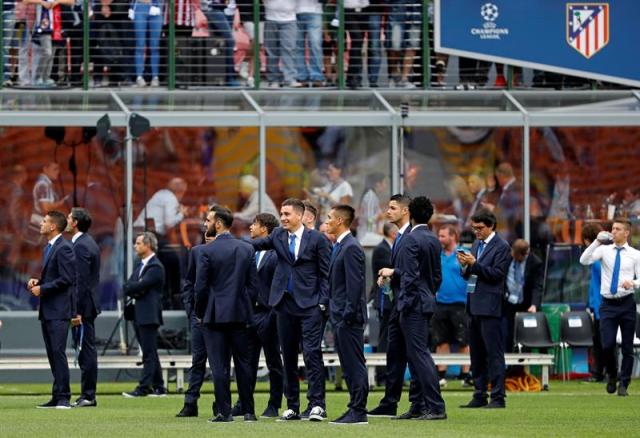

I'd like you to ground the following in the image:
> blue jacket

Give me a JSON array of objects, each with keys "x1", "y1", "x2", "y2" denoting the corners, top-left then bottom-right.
[
  {"x1": 463, "y1": 233, "x2": 512, "y2": 317},
  {"x1": 252, "y1": 249, "x2": 278, "y2": 310},
  {"x1": 38, "y1": 236, "x2": 76, "y2": 321},
  {"x1": 124, "y1": 255, "x2": 165, "y2": 326},
  {"x1": 72, "y1": 233, "x2": 101, "y2": 318},
  {"x1": 194, "y1": 233, "x2": 256, "y2": 324},
  {"x1": 395, "y1": 225, "x2": 441, "y2": 315},
  {"x1": 181, "y1": 243, "x2": 208, "y2": 318},
  {"x1": 252, "y1": 226, "x2": 331, "y2": 309},
  {"x1": 329, "y1": 233, "x2": 367, "y2": 326}
]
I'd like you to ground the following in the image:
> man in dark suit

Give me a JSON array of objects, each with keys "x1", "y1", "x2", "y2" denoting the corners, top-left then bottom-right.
[
  {"x1": 194, "y1": 206, "x2": 257, "y2": 423},
  {"x1": 370, "y1": 222, "x2": 397, "y2": 384},
  {"x1": 176, "y1": 227, "x2": 216, "y2": 418},
  {"x1": 122, "y1": 232, "x2": 167, "y2": 398},
  {"x1": 457, "y1": 209, "x2": 512, "y2": 409},
  {"x1": 368, "y1": 194, "x2": 424, "y2": 419},
  {"x1": 379, "y1": 197, "x2": 447, "y2": 420},
  {"x1": 231, "y1": 213, "x2": 284, "y2": 418},
  {"x1": 324, "y1": 205, "x2": 369, "y2": 424},
  {"x1": 67, "y1": 208, "x2": 101, "y2": 407},
  {"x1": 28, "y1": 211, "x2": 76, "y2": 409},
  {"x1": 502, "y1": 239, "x2": 544, "y2": 352},
  {"x1": 251, "y1": 198, "x2": 331, "y2": 422}
]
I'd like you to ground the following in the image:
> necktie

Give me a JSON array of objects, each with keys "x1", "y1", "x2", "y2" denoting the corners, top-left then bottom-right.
[
  {"x1": 138, "y1": 263, "x2": 145, "y2": 279},
  {"x1": 477, "y1": 240, "x2": 486, "y2": 259},
  {"x1": 288, "y1": 234, "x2": 297, "y2": 261},
  {"x1": 331, "y1": 242, "x2": 341, "y2": 261},
  {"x1": 43, "y1": 243, "x2": 52, "y2": 265},
  {"x1": 255, "y1": 251, "x2": 261, "y2": 268},
  {"x1": 610, "y1": 247, "x2": 623, "y2": 294},
  {"x1": 392, "y1": 232, "x2": 402, "y2": 254}
]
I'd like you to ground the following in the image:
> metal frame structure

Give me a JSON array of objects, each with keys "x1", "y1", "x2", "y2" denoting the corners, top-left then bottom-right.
[{"x1": 2, "y1": 89, "x2": 640, "y2": 273}]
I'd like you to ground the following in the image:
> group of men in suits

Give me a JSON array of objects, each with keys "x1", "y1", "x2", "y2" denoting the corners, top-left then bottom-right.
[{"x1": 28, "y1": 208, "x2": 101, "y2": 409}]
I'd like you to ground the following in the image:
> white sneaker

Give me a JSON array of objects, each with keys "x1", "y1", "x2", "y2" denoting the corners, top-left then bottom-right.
[
  {"x1": 135, "y1": 76, "x2": 146, "y2": 87},
  {"x1": 309, "y1": 406, "x2": 326, "y2": 422},
  {"x1": 330, "y1": 18, "x2": 339, "y2": 28},
  {"x1": 150, "y1": 76, "x2": 160, "y2": 87},
  {"x1": 277, "y1": 409, "x2": 301, "y2": 421},
  {"x1": 439, "y1": 378, "x2": 448, "y2": 389},
  {"x1": 247, "y1": 76, "x2": 255, "y2": 88},
  {"x1": 287, "y1": 80, "x2": 304, "y2": 88}
]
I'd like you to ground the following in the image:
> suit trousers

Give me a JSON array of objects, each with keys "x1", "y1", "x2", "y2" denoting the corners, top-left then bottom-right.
[
  {"x1": 600, "y1": 294, "x2": 637, "y2": 387},
  {"x1": 135, "y1": 323, "x2": 165, "y2": 391},
  {"x1": 469, "y1": 315, "x2": 506, "y2": 403},
  {"x1": 590, "y1": 318, "x2": 604, "y2": 380},
  {"x1": 42, "y1": 319, "x2": 71, "y2": 401},
  {"x1": 276, "y1": 294, "x2": 325, "y2": 412},
  {"x1": 184, "y1": 315, "x2": 209, "y2": 405},
  {"x1": 399, "y1": 310, "x2": 446, "y2": 415},
  {"x1": 248, "y1": 309, "x2": 284, "y2": 409},
  {"x1": 203, "y1": 323, "x2": 255, "y2": 416},
  {"x1": 334, "y1": 321, "x2": 369, "y2": 414},
  {"x1": 377, "y1": 307, "x2": 424, "y2": 412},
  {"x1": 77, "y1": 317, "x2": 98, "y2": 400}
]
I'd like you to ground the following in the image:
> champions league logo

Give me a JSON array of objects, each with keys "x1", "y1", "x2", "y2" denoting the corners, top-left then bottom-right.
[{"x1": 471, "y1": 3, "x2": 509, "y2": 40}]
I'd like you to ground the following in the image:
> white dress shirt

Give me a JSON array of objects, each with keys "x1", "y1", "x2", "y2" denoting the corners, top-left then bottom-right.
[
  {"x1": 288, "y1": 225, "x2": 304, "y2": 259},
  {"x1": 580, "y1": 241, "x2": 640, "y2": 299},
  {"x1": 48, "y1": 233, "x2": 63, "y2": 247},
  {"x1": 133, "y1": 189, "x2": 183, "y2": 235},
  {"x1": 139, "y1": 253, "x2": 156, "y2": 276},
  {"x1": 336, "y1": 230, "x2": 351, "y2": 244},
  {"x1": 72, "y1": 232, "x2": 83, "y2": 243}
]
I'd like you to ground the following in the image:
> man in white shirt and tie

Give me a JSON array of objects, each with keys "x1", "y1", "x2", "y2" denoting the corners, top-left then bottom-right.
[{"x1": 580, "y1": 218, "x2": 639, "y2": 397}]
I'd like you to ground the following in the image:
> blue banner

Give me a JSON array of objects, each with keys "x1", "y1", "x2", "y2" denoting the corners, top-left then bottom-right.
[{"x1": 435, "y1": 0, "x2": 640, "y2": 87}]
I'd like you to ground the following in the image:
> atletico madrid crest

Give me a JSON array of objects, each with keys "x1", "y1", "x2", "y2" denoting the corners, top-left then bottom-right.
[{"x1": 567, "y1": 3, "x2": 610, "y2": 59}]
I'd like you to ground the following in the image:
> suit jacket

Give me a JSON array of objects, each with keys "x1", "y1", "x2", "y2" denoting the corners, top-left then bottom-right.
[
  {"x1": 194, "y1": 233, "x2": 256, "y2": 324},
  {"x1": 38, "y1": 235, "x2": 76, "y2": 321},
  {"x1": 181, "y1": 243, "x2": 207, "y2": 318},
  {"x1": 370, "y1": 238, "x2": 392, "y2": 311},
  {"x1": 72, "y1": 233, "x2": 101, "y2": 318},
  {"x1": 463, "y1": 233, "x2": 512, "y2": 317},
  {"x1": 123, "y1": 255, "x2": 165, "y2": 326},
  {"x1": 329, "y1": 233, "x2": 367, "y2": 326},
  {"x1": 395, "y1": 225, "x2": 441, "y2": 315},
  {"x1": 252, "y1": 249, "x2": 277, "y2": 310},
  {"x1": 390, "y1": 224, "x2": 412, "y2": 293},
  {"x1": 252, "y1": 226, "x2": 331, "y2": 309},
  {"x1": 507, "y1": 253, "x2": 544, "y2": 312}
]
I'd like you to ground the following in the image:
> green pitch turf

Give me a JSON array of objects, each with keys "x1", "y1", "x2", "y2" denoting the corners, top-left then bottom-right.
[{"x1": 0, "y1": 381, "x2": 637, "y2": 437}]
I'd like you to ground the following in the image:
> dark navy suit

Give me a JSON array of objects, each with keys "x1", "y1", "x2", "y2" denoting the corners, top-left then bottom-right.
[
  {"x1": 194, "y1": 233, "x2": 257, "y2": 416},
  {"x1": 72, "y1": 233, "x2": 101, "y2": 401},
  {"x1": 180, "y1": 244, "x2": 209, "y2": 406},
  {"x1": 395, "y1": 225, "x2": 446, "y2": 415},
  {"x1": 252, "y1": 226, "x2": 331, "y2": 412},
  {"x1": 377, "y1": 224, "x2": 424, "y2": 413},
  {"x1": 124, "y1": 255, "x2": 165, "y2": 393},
  {"x1": 246, "y1": 249, "x2": 284, "y2": 410},
  {"x1": 329, "y1": 233, "x2": 368, "y2": 415},
  {"x1": 38, "y1": 235, "x2": 76, "y2": 402},
  {"x1": 463, "y1": 233, "x2": 511, "y2": 405}
]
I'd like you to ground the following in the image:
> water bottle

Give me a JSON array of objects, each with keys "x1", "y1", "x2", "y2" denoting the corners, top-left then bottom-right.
[{"x1": 381, "y1": 278, "x2": 393, "y2": 302}]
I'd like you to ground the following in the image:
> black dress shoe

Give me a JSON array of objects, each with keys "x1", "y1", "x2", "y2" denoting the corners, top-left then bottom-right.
[
  {"x1": 55, "y1": 400, "x2": 72, "y2": 409},
  {"x1": 261, "y1": 405, "x2": 279, "y2": 418},
  {"x1": 391, "y1": 410, "x2": 424, "y2": 420},
  {"x1": 483, "y1": 401, "x2": 506, "y2": 409},
  {"x1": 176, "y1": 403, "x2": 198, "y2": 417},
  {"x1": 607, "y1": 376, "x2": 617, "y2": 394},
  {"x1": 231, "y1": 402, "x2": 243, "y2": 416},
  {"x1": 416, "y1": 412, "x2": 448, "y2": 421},
  {"x1": 149, "y1": 387, "x2": 167, "y2": 397},
  {"x1": 208, "y1": 414, "x2": 233, "y2": 423},
  {"x1": 460, "y1": 399, "x2": 488, "y2": 408},
  {"x1": 73, "y1": 398, "x2": 97, "y2": 408},
  {"x1": 122, "y1": 389, "x2": 148, "y2": 398},
  {"x1": 36, "y1": 399, "x2": 58, "y2": 409},
  {"x1": 329, "y1": 410, "x2": 368, "y2": 425},
  {"x1": 244, "y1": 413, "x2": 258, "y2": 422},
  {"x1": 618, "y1": 385, "x2": 629, "y2": 397},
  {"x1": 367, "y1": 404, "x2": 397, "y2": 417}
]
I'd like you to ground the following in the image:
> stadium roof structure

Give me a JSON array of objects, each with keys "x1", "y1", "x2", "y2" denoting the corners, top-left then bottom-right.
[{"x1": 2, "y1": 89, "x2": 639, "y2": 271}]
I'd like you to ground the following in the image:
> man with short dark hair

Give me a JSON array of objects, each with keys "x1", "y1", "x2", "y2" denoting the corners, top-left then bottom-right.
[
  {"x1": 28, "y1": 211, "x2": 76, "y2": 409},
  {"x1": 251, "y1": 198, "x2": 331, "y2": 421},
  {"x1": 457, "y1": 209, "x2": 511, "y2": 409},
  {"x1": 194, "y1": 206, "x2": 257, "y2": 422},
  {"x1": 67, "y1": 208, "x2": 101, "y2": 407},
  {"x1": 303, "y1": 200, "x2": 318, "y2": 230},
  {"x1": 580, "y1": 218, "x2": 639, "y2": 396},
  {"x1": 122, "y1": 232, "x2": 167, "y2": 398},
  {"x1": 325, "y1": 205, "x2": 369, "y2": 424}
]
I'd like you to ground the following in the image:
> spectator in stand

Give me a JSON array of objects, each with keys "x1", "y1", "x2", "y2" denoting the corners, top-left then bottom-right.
[
  {"x1": 582, "y1": 222, "x2": 605, "y2": 383},
  {"x1": 2, "y1": 0, "x2": 17, "y2": 85},
  {"x1": 31, "y1": 162, "x2": 69, "y2": 242},
  {"x1": 198, "y1": 0, "x2": 240, "y2": 86},
  {"x1": 237, "y1": 0, "x2": 265, "y2": 88},
  {"x1": 302, "y1": 200, "x2": 319, "y2": 230},
  {"x1": 264, "y1": 0, "x2": 301, "y2": 88},
  {"x1": 93, "y1": 0, "x2": 129, "y2": 86},
  {"x1": 321, "y1": 0, "x2": 336, "y2": 86},
  {"x1": 457, "y1": 57, "x2": 490, "y2": 89},
  {"x1": 432, "y1": 224, "x2": 471, "y2": 388},
  {"x1": 316, "y1": 162, "x2": 353, "y2": 205},
  {"x1": 131, "y1": 0, "x2": 164, "y2": 87},
  {"x1": 295, "y1": 0, "x2": 324, "y2": 87},
  {"x1": 30, "y1": 0, "x2": 73, "y2": 86},
  {"x1": 233, "y1": 175, "x2": 280, "y2": 224},
  {"x1": 56, "y1": 0, "x2": 85, "y2": 86},
  {"x1": 343, "y1": 0, "x2": 369, "y2": 89},
  {"x1": 16, "y1": 0, "x2": 37, "y2": 86},
  {"x1": 356, "y1": 172, "x2": 388, "y2": 241}
]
